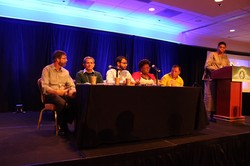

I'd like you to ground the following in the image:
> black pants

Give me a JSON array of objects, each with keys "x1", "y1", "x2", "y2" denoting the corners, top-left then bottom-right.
[{"x1": 44, "y1": 94, "x2": 76, "y2": 129}]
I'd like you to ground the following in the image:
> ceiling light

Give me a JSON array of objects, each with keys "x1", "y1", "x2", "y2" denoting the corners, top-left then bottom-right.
[
  {"x1": 148, "y1": 8, "x2": 155, "y2": 12},
  {"x1": 230, "y1": 29, "x2": 235, "y2": 32},
  {"x1": 214, "y1": 0, "x2": 223, "y2": 2}
]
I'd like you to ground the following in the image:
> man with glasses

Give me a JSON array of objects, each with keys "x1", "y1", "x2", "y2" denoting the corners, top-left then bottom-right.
[
  {"x1": 106, "y1": 56, "x2": 135, "y2": 85},
  {"x1": 202, "y1": 41, "x2": 230, "y2": 122}
]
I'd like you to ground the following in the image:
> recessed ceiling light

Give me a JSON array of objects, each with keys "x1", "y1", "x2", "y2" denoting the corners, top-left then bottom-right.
[
  {"x1": 230, "y1": 29, "x2": 235, "y2": 32},
  {"x1": 148, "y1": 8, "x2": 155, "y2": 12},
  {"x1": 214, "y1": 0, "x2": 223, "y2": 2}
]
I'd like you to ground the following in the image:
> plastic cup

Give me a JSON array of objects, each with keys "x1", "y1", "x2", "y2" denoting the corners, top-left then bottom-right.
[
  {"x1": 115, "y1": 77, "x2": 120, "y2": 85},
  {"x1": 126, "y1": 78, "x2": 131, "y2": 86},
  {"x1": 90, "y1": 76, "x2": 97, "y2": 85}
]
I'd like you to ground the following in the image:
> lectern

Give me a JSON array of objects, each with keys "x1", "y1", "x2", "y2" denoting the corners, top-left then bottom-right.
[{"x1": 211, "y1": 66, "x2": 250, "y2": 121}]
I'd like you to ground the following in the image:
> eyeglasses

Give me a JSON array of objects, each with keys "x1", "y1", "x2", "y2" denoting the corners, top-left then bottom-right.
[{"x1": 121, "y1": 62, "x2": 127, "y2": 64}]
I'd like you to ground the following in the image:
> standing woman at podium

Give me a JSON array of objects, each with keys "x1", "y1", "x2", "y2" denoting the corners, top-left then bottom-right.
[{"x1": 202, "y1": 41, "x2": 230, "y2": 122}]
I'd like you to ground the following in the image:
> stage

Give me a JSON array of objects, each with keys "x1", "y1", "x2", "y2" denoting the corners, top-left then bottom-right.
[{"x1": 0, "y1": 111, "x2": 250, "y2": 166}]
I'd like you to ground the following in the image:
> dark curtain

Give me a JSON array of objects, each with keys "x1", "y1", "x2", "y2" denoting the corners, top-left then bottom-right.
[{"x1": 0, "y1": 17, "x2": 247, "y2": 112}]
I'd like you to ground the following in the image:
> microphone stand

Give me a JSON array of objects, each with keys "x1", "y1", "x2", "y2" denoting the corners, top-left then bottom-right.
[
  {"x1": 155, "y1": 69, "x2": 161, "y2": 86},
  {"x1": 156, "y1": 71, "x2": 159, "y2": 86},
  {"x1": 115, "y1": 68, "x2": 120, "y2": 86},
  {"x1": 116, "y1": 69, "x2": 119, "y2": 78},
  {"x1": 152, "y1": 65, "x2": 161, "y2": 85}
]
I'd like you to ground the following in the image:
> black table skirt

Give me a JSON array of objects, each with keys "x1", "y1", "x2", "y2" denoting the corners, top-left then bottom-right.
[{"x1": 75, "y1": 85, "x2": 208, "y2": 148}]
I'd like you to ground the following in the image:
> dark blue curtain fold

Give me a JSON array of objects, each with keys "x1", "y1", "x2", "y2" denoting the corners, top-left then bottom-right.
[{"x1": 0, "y1": 17, "x2": 211, "y2": 112}]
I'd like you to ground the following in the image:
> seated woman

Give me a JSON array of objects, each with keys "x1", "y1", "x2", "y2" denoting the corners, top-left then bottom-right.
[{"x1": 132, "y1": 59, "x2": 156, "y2": 85}]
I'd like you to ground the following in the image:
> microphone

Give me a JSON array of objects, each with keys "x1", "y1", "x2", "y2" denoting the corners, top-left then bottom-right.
[
  {"x1": 152, "y1": 65, "x2": 161, "y2": 73},
  {"x1": 108, "y1": 65, "x2": 120, "y2": 70}
]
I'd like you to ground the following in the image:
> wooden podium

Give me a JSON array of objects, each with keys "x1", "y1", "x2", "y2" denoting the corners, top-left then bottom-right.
[{"x1": 211, "y1": 66, "x2": 250, "y2": 121}]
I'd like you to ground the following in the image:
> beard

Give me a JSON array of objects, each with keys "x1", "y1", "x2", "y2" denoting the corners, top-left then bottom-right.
[
  {"x1": 59, "y1": 61, "x2": 67, "y2": 67},
  {"x1": 120, "y1": 66, "x2": 127, "y2": 70}
]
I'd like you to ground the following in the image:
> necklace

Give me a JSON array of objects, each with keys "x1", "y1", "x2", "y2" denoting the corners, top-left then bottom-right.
[{"x1": 141, "y1": 74, "x2": 150, "y2": 80}]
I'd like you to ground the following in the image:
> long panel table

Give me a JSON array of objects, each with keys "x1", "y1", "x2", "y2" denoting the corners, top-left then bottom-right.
[{"x1": 75, "y1": 85, "x2": 208, "y2": 149}]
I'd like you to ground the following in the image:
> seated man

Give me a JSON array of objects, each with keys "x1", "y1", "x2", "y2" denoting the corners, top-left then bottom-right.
[
  {"x1": 41, "y1": 50, "x2": 76, "y2": 136},
  {"x1": 132, "y1": 59, "x2": 156, "y2": 85},
  {"x1": 106, "y1": 56, "x2": 135, "y2": 85},
  {"x1": 161, "y1": 65, "x2": 184, "y2": 86},
  {"x1": 75, "y1": 56, "x2": 103, "y2": 84}
]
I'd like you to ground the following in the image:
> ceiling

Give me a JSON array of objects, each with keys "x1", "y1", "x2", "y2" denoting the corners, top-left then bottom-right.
[{"x1": 1, "y1": 0, "x2": 250, "y2": 52}]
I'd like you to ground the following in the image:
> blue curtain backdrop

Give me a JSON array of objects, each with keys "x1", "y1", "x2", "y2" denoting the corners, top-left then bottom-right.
[{"x1": 1, "y1": 17, "x2": 247, "y2": 112}]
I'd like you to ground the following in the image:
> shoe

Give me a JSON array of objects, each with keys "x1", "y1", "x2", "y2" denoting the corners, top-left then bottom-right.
[
  {"x1": 58, "y1": 129, "x2": 67, "y2": 137},
  {"x1": 209, "y1": 117, "x2": 217, "y2": 123},
  {"x1": 58, "y1": 124, "x2": 69, "y2": 137}
]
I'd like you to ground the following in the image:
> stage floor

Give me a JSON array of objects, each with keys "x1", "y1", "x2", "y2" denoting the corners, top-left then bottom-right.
[{"x1": 0, "y1": 111, "x2": 250, "y2": 166}]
